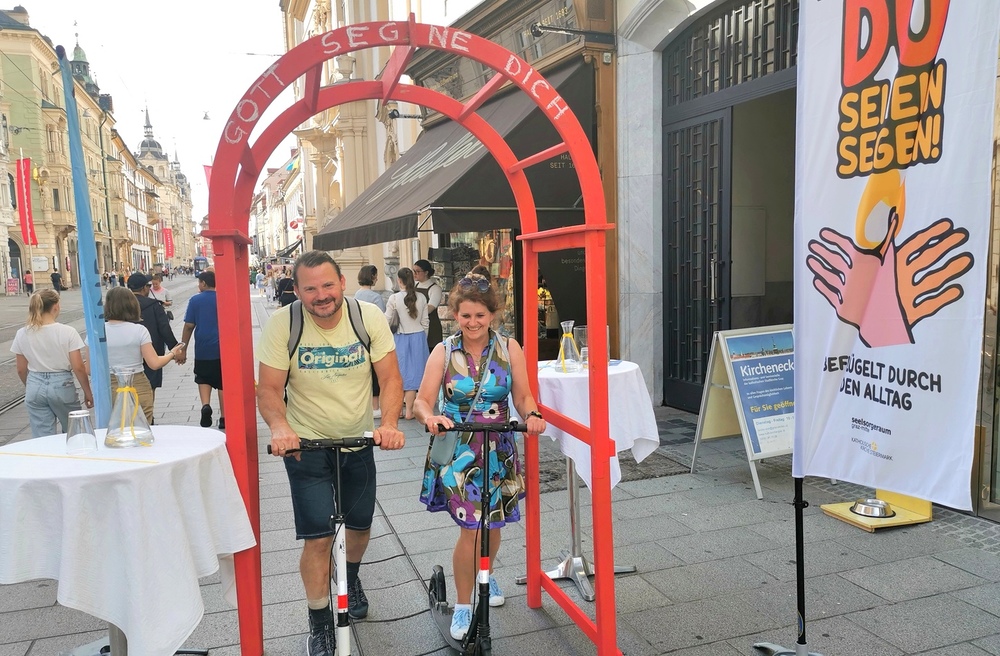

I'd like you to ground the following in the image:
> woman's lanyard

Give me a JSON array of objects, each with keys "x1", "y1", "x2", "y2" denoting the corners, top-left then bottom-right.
[{"x1": 461, "y1": 332, "x2": 497, "y2": 423}]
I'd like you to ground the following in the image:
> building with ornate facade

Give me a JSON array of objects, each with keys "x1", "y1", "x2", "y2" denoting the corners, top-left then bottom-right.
[{"x1": 0, "y1": 7, "x2": 198, "y2": 289}]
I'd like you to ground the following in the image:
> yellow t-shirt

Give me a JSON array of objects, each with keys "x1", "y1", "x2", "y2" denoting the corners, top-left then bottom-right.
[{"x1": 257, "y1": 300, "x2": 395, "y2": 440}]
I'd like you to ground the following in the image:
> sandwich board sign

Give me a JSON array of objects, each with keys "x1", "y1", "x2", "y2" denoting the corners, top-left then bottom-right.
[{"x1": 691, "y1": 324, "x2": 794, "y2": 498}]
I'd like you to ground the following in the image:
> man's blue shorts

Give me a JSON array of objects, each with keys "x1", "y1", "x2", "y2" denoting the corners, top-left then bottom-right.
[{"x1": 283, "y1": 446, "x2": 377, "y2": 539}]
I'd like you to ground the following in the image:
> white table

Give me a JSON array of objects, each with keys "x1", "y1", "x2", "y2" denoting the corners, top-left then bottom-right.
[
  {"x1": 537, "y1": 359, "x2": 660, "y2": 489},
  {"x1": 523, "y1": 360, "x2": 659, "y2": 600},
  {"x1": 0, "y1": 426, "x2": 256, "y2": 656}
]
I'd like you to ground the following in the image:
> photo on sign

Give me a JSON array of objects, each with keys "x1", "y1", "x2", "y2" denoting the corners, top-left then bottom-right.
[{"x1": 723, "y1": 330, "x2": 794, "y2": 456}]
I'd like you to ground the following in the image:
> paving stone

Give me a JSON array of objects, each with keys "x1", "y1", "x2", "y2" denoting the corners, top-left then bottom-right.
[
  {"x1": 0, "y1": 604, "x2": 106, "y2": 643},
  {"x1": 951, "y1": 582, "x2": 1000, "y2": 618},
  {"x1": 0, "y1": 580, "x2": 56, "y2": 613},
  {"x1": 641, "y1": 556, "x2": 779, "y2": 603},
  {"x1": 734, "y1": 616, "x2": 904, "y2": 655},
  {"x1": 973, "y1": 634, "x2": 1000, "y2": 655},
  {"x1": 622, "y1": 595, "x2": 778, "y2": 652},
  {"x1": 669, "y1": 499, "x2": 784, "y2": 533},
  {"x1": 0, "y1": 642, "x2": 29, "y2": 656},
  {"x1": 847, "y1": 595, "x2": 998, "y2": 652},
  {"x1": 915, "y1": 643, "x2": 994, "y2": 655},
  {"x1": 659, "y1": 526, "x2": 785, "y2": 565},
  {"x1": 935, "y1": 547, "x2": 1000, "y2": 581},
  {"x1": 839, "y1": 556, "x2": 985, "y2": 602},
  {"x1": 732, "y1": 572, "x2": 885, "y2": 624},
  {"x1": 23, "y1": 631, "x2": 105, "y2": 656},
  {"x1": 834, "y1": 525, "x2": 966, "y2": 563},
  {"x1": 743, "y1": 538, "x2": 879, "y2": 582}
]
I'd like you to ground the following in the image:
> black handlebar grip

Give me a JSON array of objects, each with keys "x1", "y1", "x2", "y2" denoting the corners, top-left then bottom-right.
[{"x1": 425, "y1": 421, "x2": 529, "y2": 433}]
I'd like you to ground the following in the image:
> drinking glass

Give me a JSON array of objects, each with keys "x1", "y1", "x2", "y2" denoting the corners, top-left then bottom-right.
[{"x1": 66, "y1": 409, "x2": 98, "y2": 455}]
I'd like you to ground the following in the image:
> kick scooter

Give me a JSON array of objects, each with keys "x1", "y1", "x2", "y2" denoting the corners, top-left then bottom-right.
[
  {"x1": 269, "y1": 433, "x2": 377, "y2": 656},
  {"x1": 426, "y1": 420, "x2": 528, "y2": 656}
]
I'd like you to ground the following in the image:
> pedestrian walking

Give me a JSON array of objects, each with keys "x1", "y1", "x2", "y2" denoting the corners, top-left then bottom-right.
[
  {"x1": 384, "y1": 267, "x2": 428, "y2": 420},
  {"x1": 355, "y1": 265, "x2": 386, "y2": 418},
  {"x1": 148, "y1": 274, "x2": 173, "y2": 318},
  {"x1": 276, "y1": 269, "x2": 296, "y2": 307},
  {"x1": 50, "y1": 270, "x2": 64, "y2": 294},
  {"x1": 23, "y1": 270, "x2": 33, "y2": 294},
  {"x1": 11, "y1": 289, "x2": 93, "y2": 437},
  {"x1": 180, "y1": 271, "x2": 224, "y2": 430},
  {"x1": 101, "y1": 287, "x2": 184, "y2": 425},
  {"x1": 413, "y1": 259, "x2": 443, "y2": 351},
  {"x1": 128, "y1": 273, "x2": 182, "y2": 417}
]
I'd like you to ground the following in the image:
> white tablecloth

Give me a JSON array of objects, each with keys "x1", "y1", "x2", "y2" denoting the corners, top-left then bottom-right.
[
  {"x1": 537, "y1": 360, "x2": 660, "y2": 489},
  {"x1": 0, "y1": 426, "x2": 256, "y2": 656}
]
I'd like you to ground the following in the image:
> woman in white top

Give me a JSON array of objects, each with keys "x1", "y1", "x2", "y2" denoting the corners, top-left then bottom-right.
[
  {"x1": 414, "y1": 259, "x2": 443, "y2": 350},
  {"x1": 148, "y1": 274, "x2": 173, "y2": 309},
  {"x1": 355, "y1": 265, "x2": 386, "y2": 418},
  {"x1": 11, "y1": 290, "x2": 94, "y2": 437},
  {"x1": 100, "y1": 287, "x2": 184, "y2": 424},
  {"x1": 385, "y1": 267, "x2": 429, "y2": 419}
]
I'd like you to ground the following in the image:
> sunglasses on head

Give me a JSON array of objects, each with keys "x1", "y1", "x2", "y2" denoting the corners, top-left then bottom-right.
[{"x1": 458, "y1": 276, "x2": 490, "y2": 292}]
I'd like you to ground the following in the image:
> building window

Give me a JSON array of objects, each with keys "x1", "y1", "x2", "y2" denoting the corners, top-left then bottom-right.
[{"x1": 52, "y1": 188, "x2": 60, "y2": 211}]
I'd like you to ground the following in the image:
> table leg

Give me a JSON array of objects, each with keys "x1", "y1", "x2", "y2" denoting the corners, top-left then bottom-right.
[
  {"x1": 516, "y1": 457, "x2": 636, "y2": 601},
  {"x1": 109, "y1": 624, "x2": 127, "y2": 655}
]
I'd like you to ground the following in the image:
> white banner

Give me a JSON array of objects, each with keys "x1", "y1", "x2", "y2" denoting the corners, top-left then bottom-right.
[{"x1": 793, "y1": 0, "x2": 1000, "y2": 510}]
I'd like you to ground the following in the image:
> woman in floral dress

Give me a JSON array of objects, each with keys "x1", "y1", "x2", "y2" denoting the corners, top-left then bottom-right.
[{"x1": 413, "y1": 272, "x2": 546, "y2": 641}]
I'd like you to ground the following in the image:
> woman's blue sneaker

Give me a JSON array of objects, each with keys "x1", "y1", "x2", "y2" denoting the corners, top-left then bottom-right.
[
  {"x1": 489, "y1": 575, "x2": 505, "y2": 607},
  {"x1": 450, "y1": 606, "x2": 472, "y2": 640}
]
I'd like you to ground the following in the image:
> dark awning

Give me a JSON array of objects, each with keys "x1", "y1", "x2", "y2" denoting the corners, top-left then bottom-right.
[
  {"x1": 275, "y1": 237, "x2": 302, "y2": 259},
  {"x1": 312, "y1": 61, "x2": 593, "y2": 250}
]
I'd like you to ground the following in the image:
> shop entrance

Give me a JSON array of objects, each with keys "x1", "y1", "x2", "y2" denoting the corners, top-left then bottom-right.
[
  {"x1": 662, "y1": 109, "x2": 731, "y2": 411},
  {"x1": 658, "y1": 0, "x2": 798, "y2": 411}
]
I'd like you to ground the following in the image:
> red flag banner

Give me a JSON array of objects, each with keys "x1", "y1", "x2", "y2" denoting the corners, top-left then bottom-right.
[
  {"x1": 15, "y1": 159, "x2": 38, "y2": 246},
  {"x1": 203, "y1": 165, "x2": 212, "y2": 188},
  {"x1": 163, "y1": 228, "x2": 175, "y2": 259}
]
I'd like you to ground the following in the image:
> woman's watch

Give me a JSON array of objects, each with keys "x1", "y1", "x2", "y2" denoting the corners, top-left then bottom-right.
[{"x1": 526, "y1": 410, "x2": 543, "y2": 420}]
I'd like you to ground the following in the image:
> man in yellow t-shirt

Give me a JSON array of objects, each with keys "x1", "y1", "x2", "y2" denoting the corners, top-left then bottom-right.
[{"x1": 257, "y1": 250, "x2": 403, "y2": 655}]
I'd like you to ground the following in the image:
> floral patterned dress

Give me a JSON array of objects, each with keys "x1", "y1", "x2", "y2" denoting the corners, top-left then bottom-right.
[{"x1": 419, "y1": 330, "x2": 525, "y2": 530}]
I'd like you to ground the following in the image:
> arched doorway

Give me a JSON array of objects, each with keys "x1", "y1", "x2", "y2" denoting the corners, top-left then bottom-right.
[
  {"x1": 8, "y1": 238, "x2": 22, "y2": 293},
  {"x1": 209, "y1": 19, "x2": 616, "y2": 655},
  {"x1": 660, "y1": 0, "x2": 799, "y2": 411}
]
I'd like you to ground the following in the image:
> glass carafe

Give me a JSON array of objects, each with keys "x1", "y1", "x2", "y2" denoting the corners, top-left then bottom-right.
[
  {"x1": 106, "y1": 369, "x2": 154, "y2": 448},
  {"x1": 557, "y1": 320, "x2": 582, "y2": 373}
]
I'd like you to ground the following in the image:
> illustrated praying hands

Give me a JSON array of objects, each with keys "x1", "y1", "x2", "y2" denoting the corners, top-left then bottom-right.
[{"x1": 806, "y1": 209, "x2": 973, "y2": 348}]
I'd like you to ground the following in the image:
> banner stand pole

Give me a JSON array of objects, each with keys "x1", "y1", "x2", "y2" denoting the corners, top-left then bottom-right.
[{"x1": 752, "y1": 477, "x2": 823, "y2": 656}]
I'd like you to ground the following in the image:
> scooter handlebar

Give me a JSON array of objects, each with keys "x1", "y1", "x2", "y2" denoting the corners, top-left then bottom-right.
[
  {"x1": 266, "y1": 432, "x2": 376, "y2": 455},
  {"x1": 425, "y1": 420, "x2": 528, "y2": 433}
]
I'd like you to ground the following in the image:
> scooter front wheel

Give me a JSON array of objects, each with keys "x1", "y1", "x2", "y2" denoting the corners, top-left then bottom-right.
[{"x1": 429, "y1": 565, "x2": 447, "y2": 606}]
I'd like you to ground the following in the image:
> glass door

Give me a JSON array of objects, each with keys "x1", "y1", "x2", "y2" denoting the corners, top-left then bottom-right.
[{"x1": 662, "y1": 109, "x2": 732, "y2": 412}]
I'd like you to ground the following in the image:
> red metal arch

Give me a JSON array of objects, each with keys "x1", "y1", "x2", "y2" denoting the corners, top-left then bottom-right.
[{"x1": 208, "y1": 17, "x2": 617, "y2": 655}]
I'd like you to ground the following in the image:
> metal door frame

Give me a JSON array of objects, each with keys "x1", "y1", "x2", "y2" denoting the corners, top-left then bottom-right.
[
  {"x1": 662, "y1": 108, "x2": 732, "y2": 410},
  {"x1": 976, "y1": 137, "x2": 1000, "y2": 521}
]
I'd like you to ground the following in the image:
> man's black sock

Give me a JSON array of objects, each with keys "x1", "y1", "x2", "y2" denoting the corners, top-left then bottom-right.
[
  {"x1": 347, "y1": 560, "x2": 361, "y2": 585},
  {"x1": 308, "y1": 604, "x2": 333, "y2": 628}
]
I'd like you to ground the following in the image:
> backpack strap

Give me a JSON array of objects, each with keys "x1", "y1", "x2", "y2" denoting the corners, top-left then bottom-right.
[
  {"x1": 344, "y1": 296, "x2": 371, "y2": 355},
  {"x1": 287, "y1": 300, "x2": 304, "y2": 360}
]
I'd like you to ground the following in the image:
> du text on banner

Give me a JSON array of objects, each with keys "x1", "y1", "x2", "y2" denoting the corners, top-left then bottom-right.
[{"x1": 793, "y1": 0, "x2": 1000, "y2": 510}]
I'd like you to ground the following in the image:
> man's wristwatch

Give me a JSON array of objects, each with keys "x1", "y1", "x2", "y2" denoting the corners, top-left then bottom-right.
[{"x1": 527, "y1": 410, "x2": 543, "y2": 420}]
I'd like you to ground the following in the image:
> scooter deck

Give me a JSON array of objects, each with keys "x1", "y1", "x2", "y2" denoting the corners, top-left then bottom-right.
[{"x1": 429, "y1": 565, "x2": 472, "y2": 654}]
